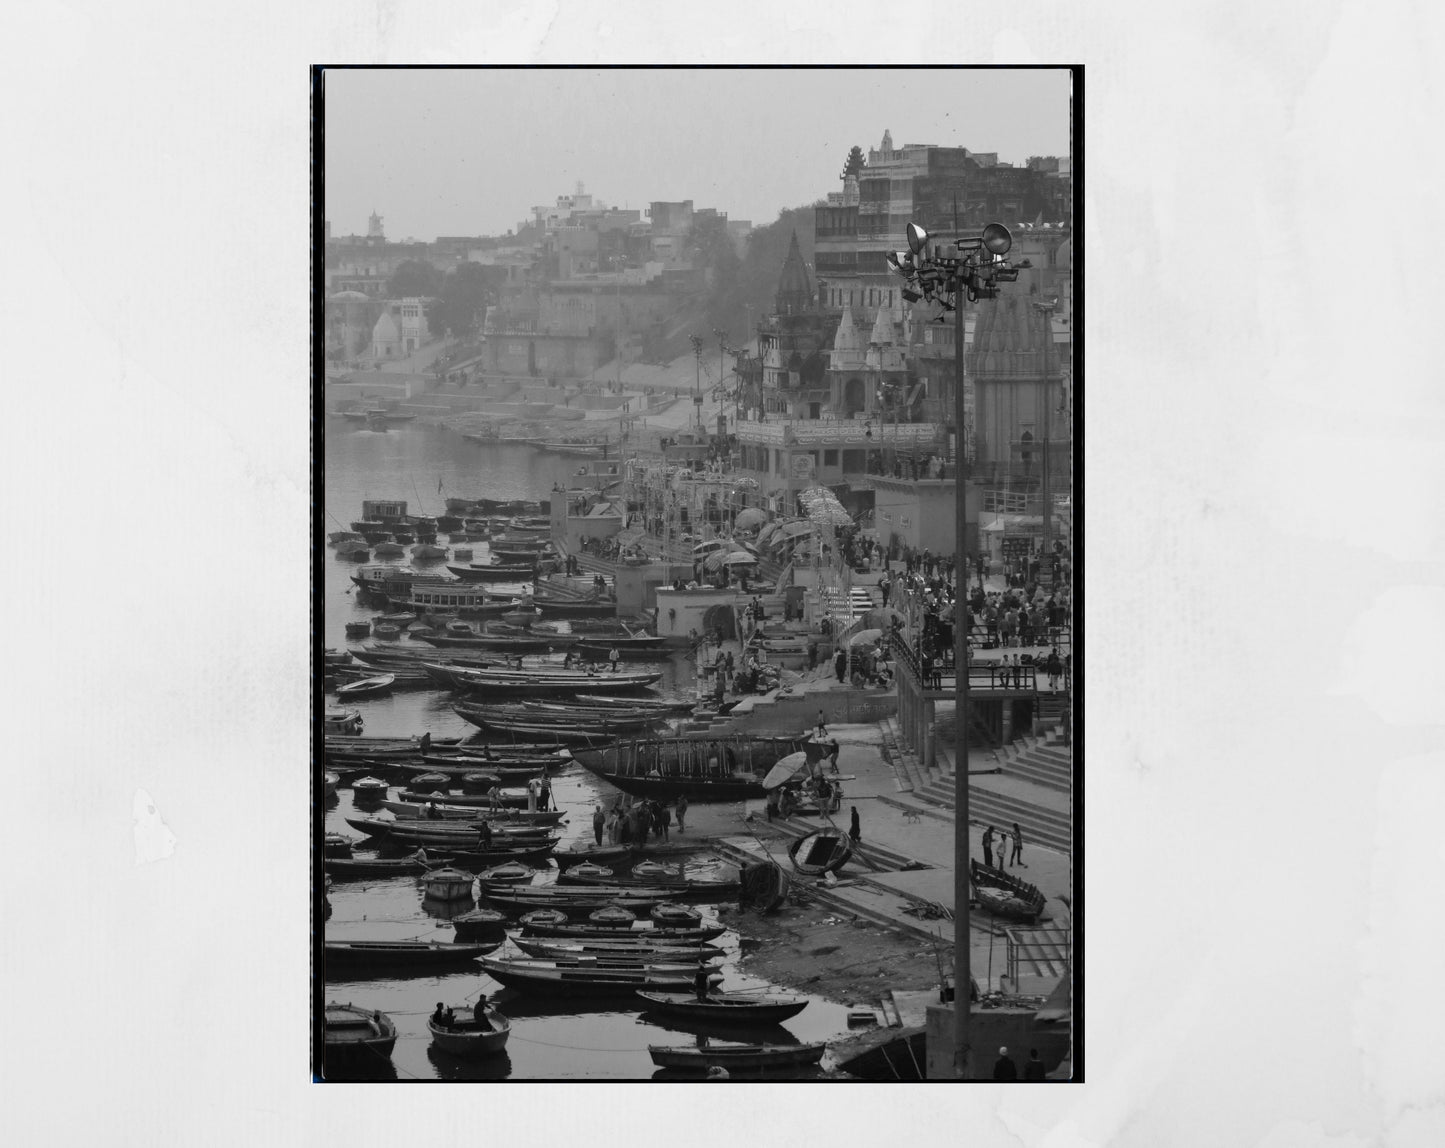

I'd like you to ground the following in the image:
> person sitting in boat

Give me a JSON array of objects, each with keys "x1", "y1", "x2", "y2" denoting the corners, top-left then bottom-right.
[
  {"x1": 412, "y1": 848, "x2": 430, "y2": 866},
  {"x1": 476, "y1": 821, "x2": 494, "y2": 850},
  {"x1": 431, "y1": 1002, "x2": 450, "y2": 1028},
  {"x1": 694, "y1": 964, "x2": 712, "y2": 1002},
  {"x1": 424, "y1": 801, "x2": 441, "y2": 820}
]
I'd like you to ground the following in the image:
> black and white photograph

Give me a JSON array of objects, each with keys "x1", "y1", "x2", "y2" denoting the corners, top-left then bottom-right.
[{"x1": 317, "y1": 65, "x2": 1077, "y2": 1081}]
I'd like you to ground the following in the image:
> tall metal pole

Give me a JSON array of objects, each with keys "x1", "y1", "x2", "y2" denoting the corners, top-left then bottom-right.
[{"x1": 951, "y1": 286, "x2": 973, "y2": 1079}]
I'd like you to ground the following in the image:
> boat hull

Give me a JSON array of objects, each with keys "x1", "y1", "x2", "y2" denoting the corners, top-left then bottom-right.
[
  {"x1": 636, "y1": 991, "x2": 809, "y2": 1025},
  {"x1": 428, "y1": 1009, "x2": 510, "y2": 1057},
  {"x1": 647, "y1": 1041, "x2": 825, "y2": 1072}
]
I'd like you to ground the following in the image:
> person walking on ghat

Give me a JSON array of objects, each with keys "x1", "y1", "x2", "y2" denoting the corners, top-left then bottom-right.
[
  {"x1": 849, "y1": 805, "x2": 861, "y2": 845},
  {"x1": 982, "y1": 825, "x2": 996, "y2": 868},
  {"x1": 675, "y1": 793, "x2": 688, "y2": 834},
  {"x1": 592, "y1": 804, "x2": 605, "y2": 846},
  {"x1": 834, "y1": 648, "x2": 847, "y2": 683},
  {"x1": 992, "y1": 1047, "x2": 1019, "y2": 1081},
  {"x1": 609, "y1": 646, "x2": 621, "y2": 673},
  {"x1": 1011, "y1": 821, "x2": 1026, "y2": 868}
]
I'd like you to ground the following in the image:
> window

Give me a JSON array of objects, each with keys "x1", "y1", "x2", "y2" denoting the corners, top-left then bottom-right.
[{"x1": 824, "y1": 449, "x2": 839, "y2": 466}]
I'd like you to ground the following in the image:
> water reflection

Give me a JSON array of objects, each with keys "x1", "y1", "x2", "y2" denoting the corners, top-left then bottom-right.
[{"x1": 425, "y1": 1045, "x2": 513, "y2": 1081}]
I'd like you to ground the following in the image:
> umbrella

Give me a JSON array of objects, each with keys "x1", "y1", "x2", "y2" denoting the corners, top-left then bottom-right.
[
  {"x1": 723, "y1": 551, "x2": 758, "y2": 565},
  {"x1": 757, "y1": 523, "x2": 780, "y2": 545},
  {"x1": 779, "y1": 521, "x2": 815, "y2": 539},
  {"x1": 762, "y1": 751, "x2": 812, "y2": 791},
  {"x1": 693, "y1": 539, "x2": 732, "y2": 555},
  {"x1": 848, "y1": 628, "x2": 883, "y2": 647},
  {"x1": 734, "y1": 507, "x2": 768, "y2": 530}
]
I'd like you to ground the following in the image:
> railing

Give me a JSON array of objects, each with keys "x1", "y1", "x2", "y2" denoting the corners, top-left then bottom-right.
[{"x1": 736, "y1": 419, "x2": 942, "y2": 447}]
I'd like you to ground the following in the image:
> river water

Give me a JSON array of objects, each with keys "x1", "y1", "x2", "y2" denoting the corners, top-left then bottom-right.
[{"x1": 321, "y1": 419, "x2": 851, "y2": 1080}]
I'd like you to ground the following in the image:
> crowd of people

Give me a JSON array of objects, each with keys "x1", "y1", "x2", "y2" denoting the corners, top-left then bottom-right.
[{"x1": 595, "y1": 794, "x2": 686, "y2": 845}]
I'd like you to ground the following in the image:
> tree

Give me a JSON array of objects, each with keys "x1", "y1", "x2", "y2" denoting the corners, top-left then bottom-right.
[
  {"x1": 427, "y1": 262, "x2": 503, "y2": 338},
  {"x1": 386, "y1": 258, "x2": 444, "y2": 299},
  {"x1": 840, "y1": 145, "x2": 866, "y2": 181}
]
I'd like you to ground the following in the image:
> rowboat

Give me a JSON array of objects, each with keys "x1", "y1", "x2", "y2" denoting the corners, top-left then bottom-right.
[
  {"x1": 551, "y1": 844, "x2": 634, "y2": 870},
  {"x1": 382, "y1": 802, "x2": 561, "y2": 828},
  {"x1": 969, "y1": 859, "x2": 1047, "y2": 923},
  {"x1": 420, "y1": 633, "x2": 559, "y2": 652},
  {"x1": 647, "y1": 1041, "x2": 826, "y2": 1072},
  {"x1": 428, "y1": 1004, "x2": 511, "y2": 1058},
  {"x1": 446, "y1": 666, "x2": 661, "y2": 694},
  {"x1": 325, "y1": 852, "x2": 435, "y2": 877},
  {"x1": 323, "y1": 708, "x2": 364, "y2": 735},
  {"x1": 324, "y1": 940, "x2": 499, "y2": 971},
  {"x1": 520, "y1": 920, "x2": 728, "y2": 943},
  {"x1": 336, "y1": 674, "x2": 396, "y2": 699},
  {"x1": 345, "y1": 814, "x2": 556, "y2": 840},
  {"x1": 322, "y1": 833, "x2": 353, "y2": 856},
  {"x1": 395, "y1": 789, "x2": 561, "y2": 810},
  {"x1": 481, "y1": 890, "x2": 672, "y2": 914},
  {"x1": 323, "y1": 1003, "x2": 397, "y2": 1071},
  {"x1": 446, "y1": 564, "x2": 539, "y2": 582},
  {"x1": 636, "y1": 991, "x2": 809, "y2": 1026},
  {"x1": 787, "y1": 827, "x2": 854, "y2": 876},
  {"x1": 511, "y1": 937, "x2": 728, "y2": 961},
  {"x1": 324, "y1": 771, "x2": 339, "y2": 798},
  {"x1": 475, "y1": 862, "x2": 538, "y2": 884},
  {"x1": 478, "y1": 956, "x2": 723, "y2": 997},
  {"x1": 571, "y1": 735, "x2": 811, "y2": 802},
  {"x1": 450, "y1": 908, "x2": 508, "y2": 943},
  {"x1": 534, "y1": 599, "x2": 618, "y2": 619},
  {"x1": 351, "y1": 777, "x2": 389, "y2": 800},
  {"x1": 421, "y1": 867, "x2": 476, "y2": 900}
]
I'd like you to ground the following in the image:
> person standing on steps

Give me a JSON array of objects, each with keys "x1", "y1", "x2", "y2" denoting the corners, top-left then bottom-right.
[
  {"x1": 1011, "y1": 821, "x2": 1026, "y2": 868},
  {"x1": 983, "y1": 825, "x2": 996, "y2": 868},
  {"x1": 849, "y1": 805, "x2": 861, "y2": 845},
  {"x1": 997, "y1": 829, "x2": 1011, "y2": 868},
  {"x1": 592, "y1": 804, "x2": 605, "y2": 846}
]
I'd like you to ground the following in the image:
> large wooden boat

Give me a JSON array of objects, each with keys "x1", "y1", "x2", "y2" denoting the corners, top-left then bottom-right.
[
  {"x1": 322, "y1": 1003, "x2": 397, "y2": 1070},
  {"x1": 419, "y1": 633, "x2": 559, "y2": 652},
  {"x1": 551, "y1": 843, "x2": 634, "y2": 870},
  {"x1": 324, "y1": 851, "x2": 436, "y2": 877},
  {"x1": 787, "y1": 827, "x2": 854, "y2": 876},
  {"x1": 323, "y1": 708, "x2": 364, "y2": 735},
  {"x1": 446, "y1": 563, "x2": 539, "y2": 582},
  {"x1": 480, "y1": 890, "x2": 673, "y2": 915},
  {"x1": 519, "y1": 920, "x2": 727, "y2": 943},
  {"x1": 534, "y1": 598, "x2": 618, "y2": 619},
  {"x1": 478, "y1": 957, "x2": 723, "y2": 997},
  {"x1": 636, "y1": 990, "x2": 809, "y2": 1026},
  {"x1": 395, "y1": 584, "x2": 522, "y2": 616},
  {"x1": 969, "y1": 859, "x2": 1047, "y2": 923},
  {"x1": 428, "y1": 1004, "x2": 511, "y2": 1058},
  {"x1": 380, "y1": 800, "x2": 562, "y2": 826},
  {"x1": 324, "y1": 940, "x2": 499, "y2": 971},
  {"x1": 512, "y1": 937, "x2": 727, "y2": 961},
  {"x1": 571, "y1": 735, "x2": 810, "y2": 802},
  {"x1": 647, "y1": 1041, "x2": 826, "y2": 1072},
  {"x1": 558, "y1": 869, "x2": 739, "y2": 898}
]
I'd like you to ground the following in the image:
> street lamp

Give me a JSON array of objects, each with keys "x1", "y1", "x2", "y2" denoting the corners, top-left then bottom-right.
[{"x1": 888, "y1": 215, "x2": 1026, "y2": 1079}]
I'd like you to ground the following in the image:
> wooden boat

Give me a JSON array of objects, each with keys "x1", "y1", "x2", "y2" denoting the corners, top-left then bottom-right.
[
  {"x1": 969, "y1": 860, "x2": 1047, "y2": 923},
  {"x1": 460, "y1": 717, "x2": 634, "y2": 744},
  {"x1": 787, "y1": 827, "x2": 854, "y2": 876},
  {"x1": 325, "y1": 851, "x2": 436, "y2": 877},
  {"x1": 482, "y1": 890, "x2": 671, "y2": 914},
  {"x1": 647, "y1": 1041, "x2": 826, "y2": 1072},
  {"x1": 371, "y1": 624, "x2": 401, "y2": 640},
  {"x1": 535, "y1": 599, "x2": 618, "y2": 619},
  {"x1": 637, "y1": 990, "x2": 809, "y2": 1025},
  {"x1": 588, "y1": 905, "x2": 637, "y2": 925},
  {"x1": 351, "y1": 777, "x2": 388, "y2": 800},
  {"x1": 322, "y1": 833, "x2": 352, "y2": 856},
  {"x1": 412, "y1": 544, "x2": 448, "y2": 560},
  {"x1": 323, "y1": 708, "x2": 364, "y2": 735},
  {"x1": 344, "y1": 621, "x2": 372, "y2": 638},
  {"x1": 552, "y1": 844, "x2": 633, "y2": 870},
  {"x1": 558, "y1": 870, "x2": 739, "y2": 899},
  {"x1": 511, "y1": 937, "x2": 727, "y2": 961},
  {"x1": 421, "y1": 867, "x2": 476, "y2": 900},
  {"x1": 520, "y1": 920, "x2": 727, "y2": 943},
  {"x1": 396, "y1": 790, "x2": 563, "y2": 812},
  {"x1": 428, "y1": 1004, "x2": 511, "y2": 1058},
  {"x1": 372, "y1": 541, "x2": 406, "y2": 557},
  {"x1": 382, "y1": 801, "x2": 561, "y2": 827},
  {"x1": 344, "y1": 814, "x2": 552, "y2": 840},
  {"x1": 323, "y1": 772, "x2": 339, "y2": 799},
  {"x1": 571, "y1": 735, "x2": 810, "y2": 802},
  {"x1": 446, "y1": 563, "x2": 539, "y2": 582},
  {"x1": 450, "y1": 907, "x2": 508, "y2": 943},
  {"x1": 323, "y1": 1003, "x2": 397, "y2": 1070},
  {"x1": 446, "y1": 666, "x2": 661, "y2": 694},
  {"x1": 342, "y1": 409, "x2": 416, "y2": 424},
  {"x1": 420, "y1": 633, "x2": 558, "y2": 652},
  {"x1": 739, "y1": 860, "x2": 791, "y2": 913},
  {"x1": 650, "y1": 903, "x2": 704, "y2": 927},
  {"x1": 478, "y1": 957, "x2": 723, "y2": 997},
  {"x1": 475, "y1": 862, "x2": 538, "y2": 884},
  {"x1": 324, "y1": 940, "x2": 499, "y2": 970},
  {"x1": 556, "y1": 862, "x2": 613, "y2": 882}
]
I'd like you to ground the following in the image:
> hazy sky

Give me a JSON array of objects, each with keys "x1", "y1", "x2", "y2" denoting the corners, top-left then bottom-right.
[{"x1": 323, "y1": 67, "x2": 1071, "y2": 240}]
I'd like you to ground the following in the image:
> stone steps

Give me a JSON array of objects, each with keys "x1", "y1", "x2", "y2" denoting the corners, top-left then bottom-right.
[
  {"x1": 1004, "y1": 756, "x2": 1071, "y2": 794},
  {"x1": 915, "y1": 778, "x2": 1070, "y2": 854}
]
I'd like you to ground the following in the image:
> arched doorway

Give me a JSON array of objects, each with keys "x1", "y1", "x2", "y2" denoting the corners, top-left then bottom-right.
[{"x1": 843, "y1": 377, "x2": 865, "y2": 417}]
